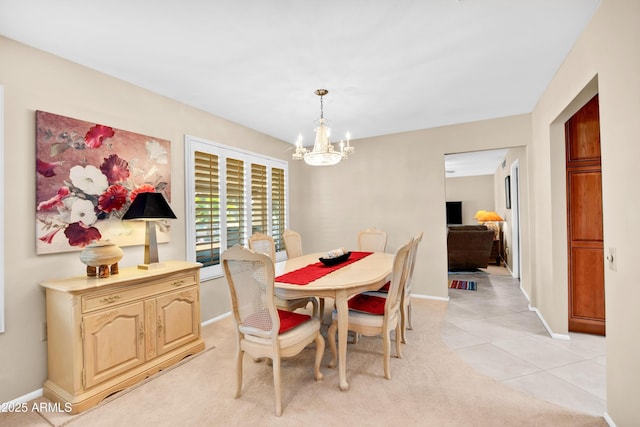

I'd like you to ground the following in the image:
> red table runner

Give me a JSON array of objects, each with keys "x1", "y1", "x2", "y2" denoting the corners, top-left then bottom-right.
[{"x1": 276, "y1": 251, "x2": 373, "y2": 285}]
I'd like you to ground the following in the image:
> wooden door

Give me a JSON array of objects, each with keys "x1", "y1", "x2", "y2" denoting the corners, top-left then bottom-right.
[{"x1": 565, "y1": 94, "x2": 605, "y2": 335}]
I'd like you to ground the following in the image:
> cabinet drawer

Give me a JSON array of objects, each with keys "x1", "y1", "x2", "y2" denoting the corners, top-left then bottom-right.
[{"x1": 82, "y1": 271, "x2": 198, "y2": 313}]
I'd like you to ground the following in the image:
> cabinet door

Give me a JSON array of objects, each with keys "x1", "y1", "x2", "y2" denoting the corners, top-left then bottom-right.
[
  {"x1": 82, "y1": 301, "x2": 146, "y2": 389},
  {"x1": 156, "y1": 287, "x2": 200, "y2": 355}
]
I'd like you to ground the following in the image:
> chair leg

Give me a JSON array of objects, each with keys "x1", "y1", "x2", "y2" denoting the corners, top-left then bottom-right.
[
  {"x1": 327, "y1": 321, "x2": 338, "y2": 368},
  {"x1": 395, "y1": 324, "x2": 403, "y2": 359},
  {"x1": 319, "y1": 298, "x2": 325, "y2": 322},
  {"x1": 314, "y1": 333, "x2": 325, "y2": 381},
  {"x1": 383, "y1": 327, "x2": 391, "y2": 380},
  {"x1": 272, "y1": 355, "x2": 283, "y2": 416},
  {"x1": 400, "y1": 306, "x2": 407, "y2": 344},
  {"x1": 407, "y1": 301, "x2": 413, "y2": 330},
  {"x1": 235, "y1": 349, "x2": 244, "y2": 398},
  {"x1": 350, "y1": 331, "x2": 360, "y2": 344}
]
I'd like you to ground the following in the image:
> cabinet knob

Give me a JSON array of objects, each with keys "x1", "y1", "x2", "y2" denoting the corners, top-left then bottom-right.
[{"x1": 171, "y1": 280, "x2": 185, "y2": 287}]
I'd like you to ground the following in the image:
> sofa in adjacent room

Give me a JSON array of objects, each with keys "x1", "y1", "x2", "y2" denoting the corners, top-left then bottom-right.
[{"x1": 446, "y1": 225, "x2": 495, "y2": 270}]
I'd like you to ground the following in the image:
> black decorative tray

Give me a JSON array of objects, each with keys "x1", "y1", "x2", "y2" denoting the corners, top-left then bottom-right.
[{"x1": 319, "y1": 251, "x2": 351, "y2": 266}]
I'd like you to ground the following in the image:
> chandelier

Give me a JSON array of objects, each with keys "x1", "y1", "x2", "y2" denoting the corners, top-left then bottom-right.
[{"x1": 292, "y1": 89, "x2": 354, "y2": 166}]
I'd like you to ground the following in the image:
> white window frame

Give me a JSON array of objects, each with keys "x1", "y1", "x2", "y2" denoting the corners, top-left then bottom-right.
[{"x1": 184, "y1": 134, "x2": 288, "y2": 280}]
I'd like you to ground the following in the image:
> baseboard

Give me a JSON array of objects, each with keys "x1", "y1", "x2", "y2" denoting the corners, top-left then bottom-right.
[
  {"x1": 519, "y1": 283, "x2": 531, "y2": 303},
  {"x1": 201, "y1": 311, "x2": 231, "y2": 327},
  {"x1": 518, "y1": 281, "x2": 571, "y2": 340},
  {"x1": 4, "y1": 388, "x2": 43, "y2": 406},
  {"x1": 412, "y1": 293, "x2": 450, "y2": 302},
  {"x1": 603, "y1": 412, "x2": 617, "y2": 427},
  {"x1": 504, "y1": 261, "x2": 514, "y2": 276},
  {"x1": 528, "y1": 305, "x2": 570, "y2": 341}
]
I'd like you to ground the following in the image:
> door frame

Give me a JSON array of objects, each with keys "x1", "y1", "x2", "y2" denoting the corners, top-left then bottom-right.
[
  {"x1": 565, "y1": 94, "x2": 605, "y2": 335},
  {"x1": 510, "y1": 160, "x2": 521, "y2": 279},
  {"x1": 548, "y1": 76, "x2": 600, "y2": 335}
]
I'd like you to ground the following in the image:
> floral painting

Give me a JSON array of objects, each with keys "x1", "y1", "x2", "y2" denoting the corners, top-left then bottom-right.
[{"x1": 36, "y1": 111, "x2": 172, "y2": 254}]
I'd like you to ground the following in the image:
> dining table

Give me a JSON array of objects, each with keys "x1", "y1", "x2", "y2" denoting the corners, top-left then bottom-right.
[{"x1": 274, "y1": 251, "x2": 394, "y2": 391}]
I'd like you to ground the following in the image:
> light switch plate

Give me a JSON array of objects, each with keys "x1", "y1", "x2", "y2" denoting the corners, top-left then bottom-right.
[{"x1": 607, "y1": 247, "x2": 617, "y2": 271}]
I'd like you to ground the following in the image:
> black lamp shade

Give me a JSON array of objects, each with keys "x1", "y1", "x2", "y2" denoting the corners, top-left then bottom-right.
[{"x1": 123, "y1": 192, "x2": 177, "y2": 220}]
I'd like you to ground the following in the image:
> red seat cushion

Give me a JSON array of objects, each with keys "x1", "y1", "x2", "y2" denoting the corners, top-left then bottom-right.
[
  {"x1": 277, "y1": 309, "x2": 311, "y2": 334},
  {"x1": 378, "y1": 281, "x2": 390, "y2": 292},
  {"x1": 348, "y1": 294, "x2": 386, "y2": 315}
]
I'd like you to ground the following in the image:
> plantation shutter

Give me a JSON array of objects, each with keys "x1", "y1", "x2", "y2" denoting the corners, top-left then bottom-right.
[
  {"x1": 271, "y1": 166, "x2": 286, "y2": 252},
  {"x1": 251, "y1": 163, "x2": 268, "y2": 235},
  {"x1": 226, "y1": 157, "x2": 245, "y2": 248},
  {"x1": 194, "y1": 151, "x2": 220, "y2": 267},
  {"x1": 186, "y1": 135, "x2": 289, "y2": 279}
]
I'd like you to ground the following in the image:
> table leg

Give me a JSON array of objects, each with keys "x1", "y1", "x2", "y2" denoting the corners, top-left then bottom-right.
[{"x1": 335, "y1": 289, "x2": 349, "y2": 391}]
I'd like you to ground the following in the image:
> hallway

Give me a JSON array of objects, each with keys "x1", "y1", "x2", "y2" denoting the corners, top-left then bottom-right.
[{"x1": 442, "y1": 267, "x2": 606, "y2": 416}]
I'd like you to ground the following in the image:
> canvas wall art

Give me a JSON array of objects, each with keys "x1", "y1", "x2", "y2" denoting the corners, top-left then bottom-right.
[{"x1": 36, "y1": 111, "x2": 172, "y2": 255}]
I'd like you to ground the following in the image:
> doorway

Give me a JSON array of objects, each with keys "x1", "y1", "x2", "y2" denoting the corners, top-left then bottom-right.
[
  {"x1": 444, "y1": 147, "x2": 523, "y2": 276},
  {"x1": 565, "y1": 94, "x2": 605, "y2": 336}
]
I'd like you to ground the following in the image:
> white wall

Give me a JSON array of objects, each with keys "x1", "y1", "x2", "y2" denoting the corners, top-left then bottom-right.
[
  {"x1": 291, "y1": 114, "x2": 532, "y2": 302},
  {"x1": 529, "y1": 0, "x2": 639, "y2": 424},
  {"x1": 445, "y1": 146, "x2": 528, "y2": 275},
  {"x1": 0, "y1": 36, "x2": 290, "y2": 403},
  {"x1": 446, "y1": 175, "x2": 495, "y2": 225}
]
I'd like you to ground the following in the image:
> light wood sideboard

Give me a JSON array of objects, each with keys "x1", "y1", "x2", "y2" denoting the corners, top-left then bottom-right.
[{"x1": 39, "y1": 260, "x2": 205, "y2": 414}]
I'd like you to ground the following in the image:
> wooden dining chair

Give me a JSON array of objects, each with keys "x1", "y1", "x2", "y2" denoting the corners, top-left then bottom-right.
[
  {"x1": 282, "y1": 229, "x2": 304, "y2": 258},
  {"x1": 221, "y1": 245, "x2": 324, "y2": 416},
  {"x1": 361, "y1": 232, "x2": 423, "y2": 343},
  {"x1": 248, "y1": 232, "x2": 318, "y2": 317},
  {"x1": 327, "y1": 237, "x2": 413, "y2": 380},
  {"x1": 357, "y1": 228, "x2": 387, "y2": 252},
  {"x1": 400, "y1": 232, "x2": 423, "y2": 343},
  {"x1": 351, "y1": 227, "x2": 388, "y2": 343},
  {"x1": 282, "y1": 229, "x2": 326, "y2": 320}
]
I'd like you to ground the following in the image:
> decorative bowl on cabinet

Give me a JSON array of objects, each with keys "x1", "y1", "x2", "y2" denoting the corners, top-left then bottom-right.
[{"x1": 79, "y1": 240, "x2": 124, "y2": 278}]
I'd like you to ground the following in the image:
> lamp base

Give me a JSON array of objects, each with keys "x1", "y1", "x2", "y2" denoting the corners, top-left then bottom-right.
[{"x1": 137, "y1": 262, "x2": 166, "y2": 270}]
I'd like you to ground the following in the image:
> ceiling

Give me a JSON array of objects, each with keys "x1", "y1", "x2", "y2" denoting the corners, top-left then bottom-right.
[
  {"x1": 0, "y1": 0, "x2": 599, "y2": 165},
  {"x1": 445, "y1": 148, "x2": 508, "y2": 178}
]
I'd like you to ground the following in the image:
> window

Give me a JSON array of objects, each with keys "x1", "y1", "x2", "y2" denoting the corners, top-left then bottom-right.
[
  {"x1": 225, "y1": 156, "x2": 246, "y2": 249},
  {"x1": 271, "y1": 166, "x2": 286, "y2": 252},
  {"x1": 251, "y1": 163, "x2": 268, "y2": 235},
  {"x1": 185, "y1": 135, "x2": 288, "y2": 280},
  {"x1": 193, "y1": 150, "x2": 220, "y2": 268}
]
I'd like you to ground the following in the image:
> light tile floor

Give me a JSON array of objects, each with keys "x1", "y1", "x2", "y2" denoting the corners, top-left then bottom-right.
[{"x1": 442, "y1": 266, "x2": 606, "y2": 416}]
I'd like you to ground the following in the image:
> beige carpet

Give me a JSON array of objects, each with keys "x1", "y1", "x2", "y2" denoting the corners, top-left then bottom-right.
[{"x1": 2, "y1": 299, "x2": 606, "y2": 427}]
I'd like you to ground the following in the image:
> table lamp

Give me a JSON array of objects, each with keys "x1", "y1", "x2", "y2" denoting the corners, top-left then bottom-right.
[
  {"x1": 477, "y1": 210, "x2": 504, "y2": 238},
  {"x1": 474, "y1": 210, "x2": 487, "y2": 222},
  {"x1": 122, "y1": 192, "x2": 177, "y2": 269}
]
